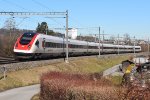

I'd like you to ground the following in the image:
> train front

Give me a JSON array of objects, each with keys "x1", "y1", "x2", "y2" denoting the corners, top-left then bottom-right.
[{"x1": 14, "y1": 32, "x2": 38, "y2": 59}]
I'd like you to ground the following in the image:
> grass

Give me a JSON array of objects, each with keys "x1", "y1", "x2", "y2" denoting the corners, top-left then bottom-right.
[
  {"x1": 55, "y1": 55, "x2": 129, "y2": 73},
  {"x1": 31, "y1": 94, "x2": 40, "y2": 100},
  {"x1": 0, "y1": 55, "x2": 129, "y2": 92},
  {"x1": 109, "y1": 76, "x2": 123, "y2": 85}
]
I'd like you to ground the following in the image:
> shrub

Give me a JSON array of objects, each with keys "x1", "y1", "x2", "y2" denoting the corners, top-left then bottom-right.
[
  {"x1": 122, "y1": 83, "x2": 150, "y2": 100},
  {"x1": 40, "y1": 71, "x2": 119, "y2": 100},
  {"x1": 40, "y1": 71, "x2": 150, "y2": 100}
]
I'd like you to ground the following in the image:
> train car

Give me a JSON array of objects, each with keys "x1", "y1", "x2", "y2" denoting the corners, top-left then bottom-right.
[{"x1": 14, "y1": 32, "x2": 141, "y2": 59}]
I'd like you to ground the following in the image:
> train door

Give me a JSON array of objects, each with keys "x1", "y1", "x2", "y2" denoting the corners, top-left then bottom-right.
[
  {"x1": 87, "y1": 42, "x2": 89, "y2": 53},
  {"x1": 101, "y1": 43, "x2": 103, "y2": 53},
  {"x1": 42, "y1": 38, "x2": 46, "y2": 53},
  {"x1": 63, "y1": 37, "x2": 65, "y2": 55}
]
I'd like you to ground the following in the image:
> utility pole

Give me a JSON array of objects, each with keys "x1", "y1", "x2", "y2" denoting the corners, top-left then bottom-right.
[
  {"x1": 80, "y1": 33, "x2": 82, "y2": 40},
  {"x1": 46, "y1": 25, "x2": 48, "y2": 35},
  {"x1": 102, "y1": 30, "x2": 104, "y2": 49},
  {"x1": 148, "y1": 38, "x2": 149, "y2": 54},
  {"x1": 118, "y1": 34, "x2": 120, "y2": 55},
  {"x1": 98, "y1": 27, "x2": 101, "y2": 58},
  {"x1": 134, "y1": 36, "x2": 136, "y2": 56},
  {"x1": 95, "y1": 34, "x2": 97, "y2": 42},
  {"x1": 65, "y1": 10, "x2": 69, "y2": 63}
]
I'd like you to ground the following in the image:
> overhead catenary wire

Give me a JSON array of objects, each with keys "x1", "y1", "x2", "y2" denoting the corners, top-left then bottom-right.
[
  {"x1": 15, "y1": 17, "x2": 29, "y2": 27},
  {"x1": 31, "y1": 0, "x2": 88, "y2": 31},
  {"x1": 31, "y1": 0, "x2": 67, "y2": 30},
  {"x1": 31, "y1": 0, "x2": 67, "y2": 28},
  {"x1": 31, "y1": 0, "x2": 101, "y2": 38},
  {"x1": 31, "y1": 0, "x2": 53, "y2": 11},
  {"x1": 0, "y1": 0, "x2": 41, "y2": 29},
  {"x1": 1, "y1": 0, "x2": 54, "y2": 28},
  {"x1": 2, "y1": 0, "x2": 30, "y2": 11}
]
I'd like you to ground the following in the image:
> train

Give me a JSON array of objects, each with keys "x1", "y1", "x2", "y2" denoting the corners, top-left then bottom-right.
[{"x1": 13, "y1": 32, "x2": 141, "y2": 59}]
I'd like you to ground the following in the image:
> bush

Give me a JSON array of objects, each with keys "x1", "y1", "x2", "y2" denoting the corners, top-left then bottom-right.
[
  {"x1": 122, "y1": 83, "x2": 150, "y2": 100},
  {"x1": 40, "y1": 72, "x2": 119, "y2": 100}
]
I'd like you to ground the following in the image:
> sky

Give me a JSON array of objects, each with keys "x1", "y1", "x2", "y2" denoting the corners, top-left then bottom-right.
[{"x1": 0, "y1": 0, "x2": 150, "y2": 39}]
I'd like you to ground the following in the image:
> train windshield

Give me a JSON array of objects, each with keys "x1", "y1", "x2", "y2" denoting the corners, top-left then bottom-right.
[{"x1": 20, "y1": 33, "x2": 36, "y2": 45}]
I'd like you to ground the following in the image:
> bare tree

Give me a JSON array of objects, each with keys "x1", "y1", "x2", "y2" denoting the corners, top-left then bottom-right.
[
  {"x1": 123, "y1": 33, "x2": 131, "y2": 45},
  {"x1": 109, "y1": 35, "x2": 115, "y2": 44},
  {"x1": 1, "y1": 18, "x2": 17, "y2": 56},
  {"x1": 3, "y1": 18, "x2": 16, "y2": 30}
]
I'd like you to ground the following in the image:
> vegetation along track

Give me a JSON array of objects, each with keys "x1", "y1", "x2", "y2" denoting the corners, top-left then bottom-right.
[
  {"x1": 0, "y1": 53, "x2": 147, "y2": 73},
  {"x1": 0, "y1": 53, "x2": 132, "y2": 65},
  {"x1": 0, "y1": 53, "x2": 131, "y2": 73}
]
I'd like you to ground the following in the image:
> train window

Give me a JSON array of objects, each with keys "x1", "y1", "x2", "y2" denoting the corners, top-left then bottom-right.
[
  {"x1": 78, "y1": 45, "x2": 80, "y2": 48},
  {"x1": 49, "y1": 43, "x2": 52, "y2": 47},
  {"x1": 57, "y1": 44, "x2": 59, "y2": 48},
  {"x1": 57, "y1": 43, "x2": 59, "y2": 48},
  {"x1": 102, "y1": 46, "x2": 114, "y2": 49},
  {"x1": 61, "y1": 44, "x2": 63, "y2": 48},
  {"x1": 20, "y1": 33, "x2": 36, "y2": 45},
  {"x1": 83, "y1": 45, "x2": 86, "y2": 49},
  {"x1": 60, "y1": 44, "x2": 62, "y2": 48},
  {"x1": 55, "y1": 43, "x2": 57, "y2": 48},
  {"x1": 63, "y1": 44, "x2": 65, "y2": 48},
  {"x1": 44, "y1": 42, "x2": 64, "y2": 48},
  {"x1": 57, "y1": 43, "x2": 61, "y2": 48},
  {"x1": 35, "y1": 40, "x2": 39, "y2": 47},
  {"x1": 69, "y1": 44, "x2": 72, "y2": 48},
  {"x1": 45, "y1": 42, "x2": 48, "y2": 47},
  {"x1": 88, "y1": 46, "x2": 96, "y2": 49},
  {"x1": 51, "y1": 43, "x2": 54, "y2": 48},
  {"x1": 42, "y1": 40, "x2": 46, "y2": 48},
  {"x1": 71, "y1": 44, "x2": 74, "y2": 48},
  {"x1": 53, "y1": 43, "x2": 55, "y2": 48},
  {"x1": 75, "y1": 45, "x2": 77, "y2": 48}
]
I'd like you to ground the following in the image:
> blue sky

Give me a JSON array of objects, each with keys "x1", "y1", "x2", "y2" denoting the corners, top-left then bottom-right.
[{"x1": 0, "y1": 0, "x2": 150, "y2": 39}]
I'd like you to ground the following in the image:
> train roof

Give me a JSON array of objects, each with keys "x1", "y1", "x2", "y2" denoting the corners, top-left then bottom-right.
[{"x1": 37, "y1": 33, "x2": 141, "y2": 48}]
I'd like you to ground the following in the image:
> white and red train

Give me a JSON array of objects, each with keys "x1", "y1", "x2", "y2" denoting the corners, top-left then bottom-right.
[{"x1": 14, "y1": 32, "x2": 141, "y2": 59}]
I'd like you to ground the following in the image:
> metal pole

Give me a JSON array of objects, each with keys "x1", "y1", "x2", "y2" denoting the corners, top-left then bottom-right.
[
  {"x1": 98, "y1": 27, "x2": 101, "y2": 58},
  {"x1": 65, "y1": 10, "x2": 69, "y2": 63},
  {"x1": 134, "y1": 36, "x2": 135, "y2": 56},
  {"x1": 118, "y1": 34, "x2": 119, "y2": 55},
  {"x1": 102, "y1": 31, "x2": 104, "y2": 49},
  {"x1": 3, "y1": 66, "x2": 6, "y2": 80},
  {"x1": 95, "y1": 34, "x2": 96, "y2": 42},
  {"x1": 46, "y1": 25, "x2": 48, "y2": 35},
  {"x1": 148, "y1": 38, "x2": 149, "y2": 54},
  {"x1": 80, "y1": 33, "x2": 81, "y2": 40}
]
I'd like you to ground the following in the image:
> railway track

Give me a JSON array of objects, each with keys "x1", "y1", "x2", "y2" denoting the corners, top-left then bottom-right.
[
  {"x1": 0, "y1": 56, "x2": 19, "y2": 65},
  {"x1": 0, "y1": 53, "x2": 147, "y2": 65}
]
